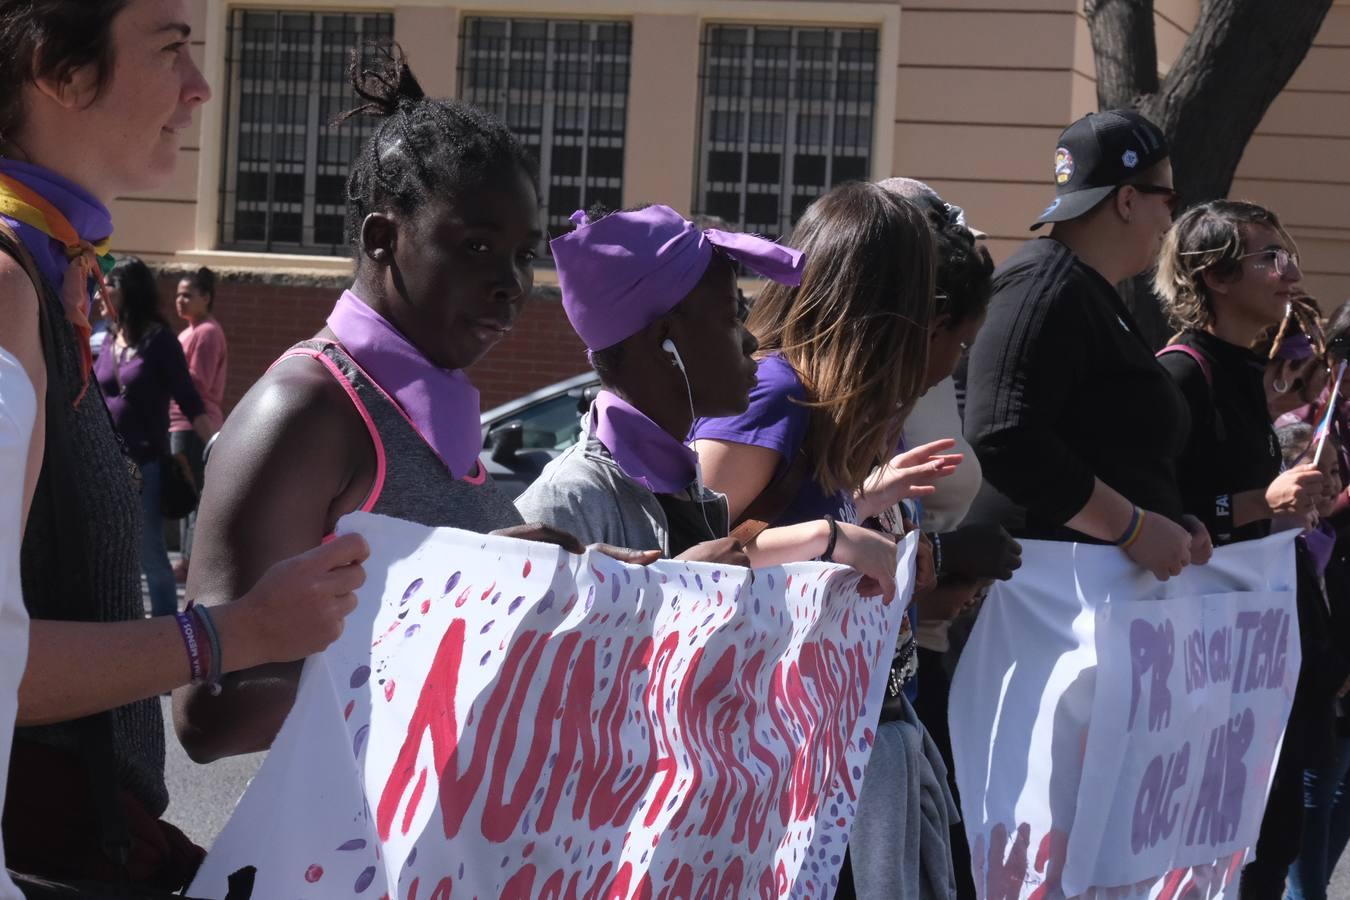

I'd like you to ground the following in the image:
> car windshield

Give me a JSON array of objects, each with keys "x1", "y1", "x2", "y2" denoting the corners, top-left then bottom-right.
[{"x1": 510, "y1": 393, "x2": 586, "y2": 451}]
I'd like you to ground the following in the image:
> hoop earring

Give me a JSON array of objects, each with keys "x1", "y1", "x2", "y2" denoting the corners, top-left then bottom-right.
[{"x1": 1273, "y1": 377, "x2": 1290, "y2": 394}]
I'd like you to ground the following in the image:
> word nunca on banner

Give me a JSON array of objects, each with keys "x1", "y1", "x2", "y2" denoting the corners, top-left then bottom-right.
[
  {"x1": 950, "y1": 531, "x2": 1299, "y2": 900},
  {"x1": 190, "y1": 512, "x2": 916, "y2": 899}
]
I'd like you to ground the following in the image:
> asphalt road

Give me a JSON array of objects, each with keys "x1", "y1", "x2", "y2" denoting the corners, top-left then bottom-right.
[
  {"x1": 159, "y1": 694, "x2": 262, "y2": 849},
  {"x1": 148, "y1": 569, "x2": 1350, "y2": 896}
]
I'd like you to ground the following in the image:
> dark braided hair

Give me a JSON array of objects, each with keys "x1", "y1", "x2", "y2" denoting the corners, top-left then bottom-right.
[
  {"x1": 335, "y1": 43, "x2": 539, "y2": 263},
  {"x1": 876, "y1": 179, "x2": 991, "y2": 327}
]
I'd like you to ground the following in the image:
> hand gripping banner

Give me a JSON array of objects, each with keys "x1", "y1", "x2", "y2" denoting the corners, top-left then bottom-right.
[
  {"x1": 190, "y1": 512, "x2": 916, "y2": 899},
  {"x1": 950, "y1": 532, "x2": 1300, "y2": 900}
]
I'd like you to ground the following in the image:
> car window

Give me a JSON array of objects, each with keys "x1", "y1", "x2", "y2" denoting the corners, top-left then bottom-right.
[{"x1": 506, "y1": 393, "x2": 585, "y2": 451}]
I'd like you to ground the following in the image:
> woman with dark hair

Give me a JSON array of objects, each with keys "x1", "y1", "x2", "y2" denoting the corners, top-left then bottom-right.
[
  {"x1": 169, "y1": 266, "x2": 226, "y2": 583},
  {"x1": 1154, "y1": 199, "x2": 1340, "y2": 900},
  {"x1": 175, "y1": 45, "x2": 653, "y2": 765},
  {"x1": 876, "y1": 178, "x2": 1021, "y2": 900},
  {"x1": 95, "y1": 256, "x2": 214, "y2": 617},
  {"x1": 0, "y1": 1, "x2": 369, "y2": 892}
]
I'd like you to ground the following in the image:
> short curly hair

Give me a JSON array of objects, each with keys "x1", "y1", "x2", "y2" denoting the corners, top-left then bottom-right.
[{"x1": 1154, "y1": 200, "x2": 1297, "y2": 332}]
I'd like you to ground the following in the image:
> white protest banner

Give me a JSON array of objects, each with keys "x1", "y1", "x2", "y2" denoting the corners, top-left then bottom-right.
[
  {"x1": 190, "y1": 512, "x2": 914, "y2": 900},
  {"x1": 949, "y1": 531, "x2": 1298, "y2": 900}
]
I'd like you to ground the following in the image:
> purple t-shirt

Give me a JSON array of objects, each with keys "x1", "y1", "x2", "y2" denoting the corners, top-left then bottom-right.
[{"x1": 691, "y1": 354, "x2": 858, "y2": 526}]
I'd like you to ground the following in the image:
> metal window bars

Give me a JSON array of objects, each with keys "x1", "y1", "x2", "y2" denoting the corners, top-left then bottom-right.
[
  {"x1": 218, "y1": 9, "x2": 393, "y2": 255},
  {"x1": 694, "y1": 25, "x2": 879, "y2": 239},
  {"x1": 458, "y1": 17, "x2": 632, "y2": 242}
]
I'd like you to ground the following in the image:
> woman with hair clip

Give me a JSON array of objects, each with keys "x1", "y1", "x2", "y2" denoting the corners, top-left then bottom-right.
[
  {"x1": 95, "y1": 256, "x2": 215, "y2": 618},
  {"x1": 691, "y1": 181, "x2": 963, "y2": 900},
  {"x1": 176, "y1": 45, "x2": 656, "y2": 767},
  {"x1": 874, "y1": 177, "x2": 1022, "y2": 900},
  {"x1": 169, "y1": 266, "x2": 227, "y2": 585},
  {"x1": 1154, "y1": 202, "x2": 1325, "y2": 545},
  {"x1": 1154, "y1": 199, "x2": 1340, "y2": 900},
  {"x1": 0, "y1": 1, "x2": 369, "y2": 894}
]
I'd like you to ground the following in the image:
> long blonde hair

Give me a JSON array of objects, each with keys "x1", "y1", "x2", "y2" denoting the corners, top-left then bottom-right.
[{"x1": 746, "y1": 182, "x2": 936, "y2": 495}]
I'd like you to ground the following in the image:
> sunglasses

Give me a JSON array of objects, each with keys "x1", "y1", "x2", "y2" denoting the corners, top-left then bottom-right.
[{"x1": 1126, "y1": 183, "x2": 1180, "y2": 214}]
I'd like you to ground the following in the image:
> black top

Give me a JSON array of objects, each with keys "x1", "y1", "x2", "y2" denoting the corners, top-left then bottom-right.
[
  {"x1": 0, "y1": 229, "x2": 168, "y2": 819},
  {"x1": 1157, "y1": 330, "x2": 1281, "y2": 546},
  {"x1": 963, "y1": 237, "x2": 1190, "y2": 541}
]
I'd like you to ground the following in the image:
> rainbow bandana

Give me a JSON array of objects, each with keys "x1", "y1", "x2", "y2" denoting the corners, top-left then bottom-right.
[{"x1": 0, "y1": 161, "x2": 115, "y2": 402}]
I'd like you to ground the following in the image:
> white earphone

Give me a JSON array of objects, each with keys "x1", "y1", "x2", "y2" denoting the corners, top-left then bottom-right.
[
  {"x1": 660, "y1": 338, "x2": 715, "y2": 537},
  {"x1": 661, "y1": 338, "x2": 686, "y2": 373}
]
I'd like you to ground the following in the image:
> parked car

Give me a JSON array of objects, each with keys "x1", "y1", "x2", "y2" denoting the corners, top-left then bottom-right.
[{"x1": 479, "y1": 371, "x2": 600, "y2": 499}]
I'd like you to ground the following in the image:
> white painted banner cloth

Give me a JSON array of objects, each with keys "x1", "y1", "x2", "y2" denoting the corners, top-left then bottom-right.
[
  {"x1": 190, "y1": 512, "x2": 915, "y2": 899},
  {"x1": 950, "y1": 532, "x2": 1300, "y2": 900}
]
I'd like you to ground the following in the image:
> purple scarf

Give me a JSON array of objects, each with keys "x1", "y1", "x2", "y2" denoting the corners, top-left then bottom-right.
[
  {"x1": 327, "y1": 291, "x2": 481, "y2": 479},
  {"x1": 591, "y1": 390, "x2": 698, "y2": 495},
  {"x1": 1302, "y1": 521, "x2": 1338, "y2": 576},
  {"x1": 0, "y1": 158, "x2": 112, "y2": 301}
]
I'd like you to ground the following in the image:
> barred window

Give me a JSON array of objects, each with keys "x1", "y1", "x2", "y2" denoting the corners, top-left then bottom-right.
[
  {"x1": 695, "y1": 25, "x2": 879, "y2": 238},
  {"x1": 218, "y1": 10, "x2": 392, "y2": 255},
  {"x1": 458, "y1": 17, "x2": 631, "y2": 239}
]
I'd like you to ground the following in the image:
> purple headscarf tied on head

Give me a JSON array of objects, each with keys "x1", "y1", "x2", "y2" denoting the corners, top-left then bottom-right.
[{"x1": 550, "y1": 205, "x2": 805, "y2": 352}]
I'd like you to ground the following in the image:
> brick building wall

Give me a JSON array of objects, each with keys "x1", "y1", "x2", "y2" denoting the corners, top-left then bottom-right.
[{"x1": 154, "y1": 273, "x2": 589, "y2": 417}]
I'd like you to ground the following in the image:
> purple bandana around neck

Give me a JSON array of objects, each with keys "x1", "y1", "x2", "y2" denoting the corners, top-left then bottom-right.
[
  {"x1": 591, "y1": 389, "x2": 698, "y2": 495},
  {"x1": 1302, "y1": 520, "x2": 1337, "y2": 576},
  {"x1": 550, "y1": 205, "x2": 805, "y2": 352},
  {"x1": 0, "y1": 158, "x2": 112, "y2": 298},
  {"x1": 327, "y1": 290, "x2": 482, "y2": 480}
]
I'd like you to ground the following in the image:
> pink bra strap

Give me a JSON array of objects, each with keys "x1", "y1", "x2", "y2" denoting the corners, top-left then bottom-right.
[{"x1": 271, "y1": 346, "x2": 386, "y2": 513}]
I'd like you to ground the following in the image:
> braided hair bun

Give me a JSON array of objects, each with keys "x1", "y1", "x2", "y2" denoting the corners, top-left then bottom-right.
[{"x1": 335, "y1": 42, "x2": 539, "y2": 260}]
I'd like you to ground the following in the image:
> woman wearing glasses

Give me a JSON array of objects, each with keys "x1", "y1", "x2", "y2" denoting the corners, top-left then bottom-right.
[
  {"x1": 1155, "y1": 201, "x2": 1325, "y2": 543},
  {"x1": 1154, "y1": 199, "x2": 1339, "y2": 900}
]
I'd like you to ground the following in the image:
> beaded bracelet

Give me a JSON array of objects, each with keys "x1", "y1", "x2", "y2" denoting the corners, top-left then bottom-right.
[
  {"x1": 928, "y1": 532, "x2": 944, "y2": 578},
  {"x1": 820, "y1": 515, "x2": 839, "y2": 562},
  {"x1": 187, "y1": 601, "x2": 224, "y2": 696},
  {"x1": 173, "y1": 610, "x2": 205, "y2": 684}
]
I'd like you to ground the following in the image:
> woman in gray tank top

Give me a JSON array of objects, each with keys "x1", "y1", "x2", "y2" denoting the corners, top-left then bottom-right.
[{"x1": 176, "y1": 47, "x2": 656, "y2": 764}]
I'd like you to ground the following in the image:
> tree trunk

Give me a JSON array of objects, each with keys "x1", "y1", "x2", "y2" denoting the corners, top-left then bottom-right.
[{"x1": 1085, "y1": 0, "x2": 1334, "y2": 346}]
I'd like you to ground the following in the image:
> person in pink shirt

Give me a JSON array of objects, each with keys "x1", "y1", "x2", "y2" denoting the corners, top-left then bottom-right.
[{"x1": 170, "y1": 266, "x2": 227, "y2": 583}]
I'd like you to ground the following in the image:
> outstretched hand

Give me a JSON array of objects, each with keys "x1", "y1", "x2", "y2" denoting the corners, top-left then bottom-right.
[{"x1": 856, "y1": 438, "x2": 963, "y2": 521}]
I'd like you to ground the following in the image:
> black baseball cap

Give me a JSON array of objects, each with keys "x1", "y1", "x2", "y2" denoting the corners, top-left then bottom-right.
[{"x1": 1030, "y1": 109, "x2": 1169, "y2": 230}]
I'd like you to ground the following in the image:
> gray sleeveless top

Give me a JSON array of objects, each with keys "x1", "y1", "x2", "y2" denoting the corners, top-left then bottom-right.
[
  {"x1": 5, "y1": 238, "x2": 167, "y2": 815},
  {"x1": 280, "y1": 340, "x2": 522, "y2": 531}
]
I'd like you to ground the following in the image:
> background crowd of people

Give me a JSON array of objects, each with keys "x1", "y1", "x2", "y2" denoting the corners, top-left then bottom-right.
[{"x1": 1, "y1": 2, "x2": 1349, "y2": 900}]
